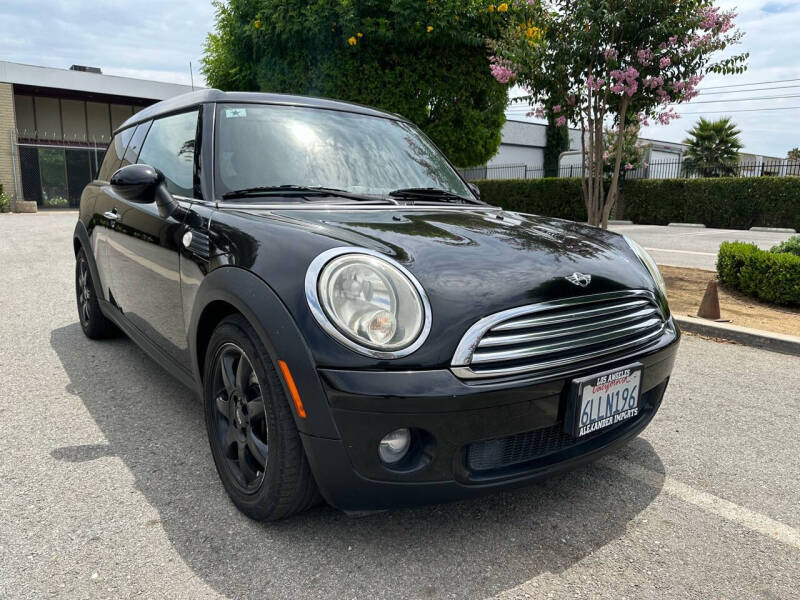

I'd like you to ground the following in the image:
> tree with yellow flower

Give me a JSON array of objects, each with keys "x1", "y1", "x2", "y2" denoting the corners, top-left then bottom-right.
[{"x1": 203, "y1": 0, "x2": 544, "y2": 167}]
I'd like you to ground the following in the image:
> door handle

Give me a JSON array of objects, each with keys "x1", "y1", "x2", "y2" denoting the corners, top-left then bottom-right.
[{"x1": 103, "y1": 209, "x2": 121, "y2": 221}]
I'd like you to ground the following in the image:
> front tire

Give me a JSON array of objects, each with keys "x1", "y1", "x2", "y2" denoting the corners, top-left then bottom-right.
[
  {"x1": 75, "y1": 247, "x2": 117, "y2": 339},
  {"x1": 203, "y1": 315, "x2": 320, "y2": 521}
]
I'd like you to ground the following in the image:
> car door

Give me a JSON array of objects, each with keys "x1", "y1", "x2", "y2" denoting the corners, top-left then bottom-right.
[
  {"x1": 105, "y1": 109, "x2": 200, "y2": 367},
  {"x1": 89, "y1": 127, "x2": 136, "y2": 302}
]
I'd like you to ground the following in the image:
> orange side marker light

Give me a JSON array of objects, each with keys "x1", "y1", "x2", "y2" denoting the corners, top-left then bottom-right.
[{"x1": 278, "y1": 360, "x2": 307, "y2": 419}]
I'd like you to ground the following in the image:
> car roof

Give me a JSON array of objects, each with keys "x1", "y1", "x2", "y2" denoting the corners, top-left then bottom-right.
[{"x1": 115, "y1": 89, "x2": 408, "y2": 133}]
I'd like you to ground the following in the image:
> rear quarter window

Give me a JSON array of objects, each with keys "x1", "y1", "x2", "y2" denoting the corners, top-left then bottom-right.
[
  {"x1": 119, "y1": 121, "x2": 152, "y2": 169},
  {"x1": 97, "y1": 127, "x2": 135, "y2": 182}
]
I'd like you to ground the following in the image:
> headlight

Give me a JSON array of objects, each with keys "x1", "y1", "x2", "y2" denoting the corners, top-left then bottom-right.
[
  {"x1": 623, "y1": 236, "x2": 667, "y2": 297},
  {"x1": 305, "y1": 247, "x2": 432, "y2": 358}
]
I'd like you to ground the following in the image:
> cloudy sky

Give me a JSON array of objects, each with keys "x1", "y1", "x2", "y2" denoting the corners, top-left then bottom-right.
[{"x1": 1, "y1": 0, "x2": 797, "y2": 157}]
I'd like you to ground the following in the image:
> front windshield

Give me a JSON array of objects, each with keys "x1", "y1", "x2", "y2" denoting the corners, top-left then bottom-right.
[{"x1": 214, "y1": 103, "x2": 474, "y2": 200}]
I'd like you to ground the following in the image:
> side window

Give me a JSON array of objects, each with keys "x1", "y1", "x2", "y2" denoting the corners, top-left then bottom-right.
[
  {"x1": 137, "y1": 110, "x2": 199, "y2": 197},
  {"x1": 97, "y1": 127, "x2": 135, "y2": 181},
  {"x1": 120, "y1": 121, "x2": 152, "y2": 169}
]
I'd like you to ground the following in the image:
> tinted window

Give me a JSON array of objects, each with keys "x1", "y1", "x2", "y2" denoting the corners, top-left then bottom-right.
[
  {"x1": 120, "y1": 121, "x2": 152, "y2": 169},
  {"x1": 138, "y1": 110, "x2": 198, "y2": 196},
  {"x1": 214, "y1": 104, "x2": 473, "y2": 199},
  {"x1": 97, "y1": 127, "x2": 135, "y2": 181}
]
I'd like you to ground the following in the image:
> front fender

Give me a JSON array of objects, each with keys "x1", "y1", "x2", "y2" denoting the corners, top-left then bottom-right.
[{"x1": 188, "y1": 266, "x2": 340, "y2": 439}]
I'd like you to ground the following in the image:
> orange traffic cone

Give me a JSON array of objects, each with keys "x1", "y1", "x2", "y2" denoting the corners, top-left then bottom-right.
[{"x1": 697, "y1": 280, "x2": 721, "y2": 320}]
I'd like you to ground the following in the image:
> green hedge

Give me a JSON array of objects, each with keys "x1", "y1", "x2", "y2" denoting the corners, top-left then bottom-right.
[
  {"x1": 717, "y1": 241, "x2": 800, "y2": 306},
  {"x1": 474, "y1": 178, "x2": 585, "y2": 221},
  {"x1": 624, "y1": 177, "x2": 800, "y2": 230},
  {"x1": 475, "y1": 176, "x2": 800, "y2": 231}
]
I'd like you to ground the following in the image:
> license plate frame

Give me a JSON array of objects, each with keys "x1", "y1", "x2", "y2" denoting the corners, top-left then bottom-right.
[{"x1": 565, "y1": 363, "x2": 643, "y2": 438}]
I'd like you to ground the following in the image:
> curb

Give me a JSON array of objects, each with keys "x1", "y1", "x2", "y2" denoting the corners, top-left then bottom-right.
[
  {"x1": 675, "y1": 315, "x2": 800, "y2": 356},
  {"x1": 668, "y1": 222, "x2": 706, "y2": 228},
  {"x1": 608, "y1": 220, "x2": 633, "y2": 225},
  {"x1": 749, "y1": 226, "x2": 796, "y2": 233}
]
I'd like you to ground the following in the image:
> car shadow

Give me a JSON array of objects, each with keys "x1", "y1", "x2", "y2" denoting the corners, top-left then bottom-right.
[{"x1": 50, "y1": 322, "x2": 665, "y2": 600}]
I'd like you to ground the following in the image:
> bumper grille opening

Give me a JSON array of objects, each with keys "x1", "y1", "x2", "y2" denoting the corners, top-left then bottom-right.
[
  {"x1": 452, "y1": 291, "x2": 667, "y2": 380},
  {"x1": 465, "y1": 381, "x2": 668, "y2": 476}
]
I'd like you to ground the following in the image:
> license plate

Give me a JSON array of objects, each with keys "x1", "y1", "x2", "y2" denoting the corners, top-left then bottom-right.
[{"x1": 567, "y1": 364, "x2": 642, "y2": 438}]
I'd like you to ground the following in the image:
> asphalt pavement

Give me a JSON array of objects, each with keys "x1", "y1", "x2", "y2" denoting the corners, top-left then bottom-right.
[
  {"x1": 608, "y1": 223, "x2": 794, "y2": 270},
  {"x1": 1, "y1": 212, "x2": 798, "y2": 599}
]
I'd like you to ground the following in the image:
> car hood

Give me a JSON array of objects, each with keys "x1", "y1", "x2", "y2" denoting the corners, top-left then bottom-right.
[{"x1": 219, "y1": 204, "x2": 661, "y2": 367}]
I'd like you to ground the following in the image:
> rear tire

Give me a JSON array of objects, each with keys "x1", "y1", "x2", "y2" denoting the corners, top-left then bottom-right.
[
  {"x1": 203, "y1": 314, "x2": 320, "y2": 521},
  {"x1": 75, "y1": 247, "x2": 117, "y2": 339}
]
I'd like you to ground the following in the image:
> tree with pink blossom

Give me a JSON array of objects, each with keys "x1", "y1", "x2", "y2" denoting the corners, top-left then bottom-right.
[{"x1": 490, "y1": 0, "x2": 747, "y2": 228}]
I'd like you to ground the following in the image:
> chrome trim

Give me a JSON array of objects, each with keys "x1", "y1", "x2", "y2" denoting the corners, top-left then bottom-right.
[
  {"x1": 471, "y1": 317, "x2": 664, "y2": 364},
  {"x1": 304, "y1": 247, "x2": 432, "y2": 359},
  {"x1": 493, "y1": 298, "x2": 651, "y2": 331},
  {"x1": 452, "y1": 322, "x2": 667, "y2": 380},
  {"x1": 451, "y1": 290, "x2": 661, "y2": 367},
  {"x1": 477, "y1": 306, "x2": 660, "y2": 347}
]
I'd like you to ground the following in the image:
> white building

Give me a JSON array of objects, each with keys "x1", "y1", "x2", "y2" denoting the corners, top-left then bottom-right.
[{"x1": 0, "y1": 60, "x2": 195, "y2": 212}]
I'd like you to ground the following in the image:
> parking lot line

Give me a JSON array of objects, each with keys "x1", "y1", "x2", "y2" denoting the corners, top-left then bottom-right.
[
  {"x1": 601, "y1": 456, "x2": 800, "y2": 550},
  {"x1": 644, "y1": 247, "x2": 717, "y2": 257}
]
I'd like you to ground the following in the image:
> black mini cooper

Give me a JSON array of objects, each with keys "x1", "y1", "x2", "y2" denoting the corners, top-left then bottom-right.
[{"x1": 74, "y1": 90, "x2": 679, "y2": 520}]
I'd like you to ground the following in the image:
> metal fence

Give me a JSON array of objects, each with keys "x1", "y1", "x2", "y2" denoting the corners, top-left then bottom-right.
[
  {"x1": 460, "y1": 159, "x2": 800, "y2": 182},
  {"x1": 459, "y1": 163, "x2": 570, "y2": 180},
  {"x1": 624, "y1": 159, "x2": 800, "y2": 180},
  {"x1": 12, "y1": 131, "x2": 108, "y2": 209}
]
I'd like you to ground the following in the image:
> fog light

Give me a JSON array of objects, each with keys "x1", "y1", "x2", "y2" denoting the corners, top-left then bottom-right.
[{"x1": 378, "y1": 428, "x2": 411, "y2": 464}]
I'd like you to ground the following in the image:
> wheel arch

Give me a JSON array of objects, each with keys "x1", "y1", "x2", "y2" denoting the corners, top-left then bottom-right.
[
  {"x1": 72, "y1": 220, "x2": 105, "y2": 301},
  {"x1": 188, "y1": 266, "x2": 340, "y2": 439},
  {"x1": 73, "y1": 220, "x2": 91, "y2": 256}
]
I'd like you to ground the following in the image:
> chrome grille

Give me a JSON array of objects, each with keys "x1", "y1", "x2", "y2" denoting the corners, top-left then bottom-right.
[{"x1": 451, "y1": 291, "x2": 667, "y2": 380}]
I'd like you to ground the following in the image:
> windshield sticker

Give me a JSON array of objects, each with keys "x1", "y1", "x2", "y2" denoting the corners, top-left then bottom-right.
[{"x1": 225, "y1": 108, "x2": 247, "y2": 118}]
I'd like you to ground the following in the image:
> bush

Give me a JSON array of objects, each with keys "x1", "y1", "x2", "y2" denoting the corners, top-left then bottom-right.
[
  {"x1": 625, "y1": 177, "x2": 800, "y2": 230},
  {"x1": 717, "y1": 241, "x2": 800, "y2": 306},
  {"x1": 471, "y1": 176, "x2": 800, "y2": 231},
  {"x1": 475, "y1": 178, "x2": 585, "y2": 221},
  {"x1": 770, "y1": 235, "x2": 800, "y2": 257},
  {"x1": 0, "y1": 184, "x2": 8, "y2": 213}
]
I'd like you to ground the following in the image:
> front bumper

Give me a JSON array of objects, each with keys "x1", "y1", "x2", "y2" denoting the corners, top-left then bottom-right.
[{"x1": 300, "y1": 321, "x2": 680, "y2": 512}]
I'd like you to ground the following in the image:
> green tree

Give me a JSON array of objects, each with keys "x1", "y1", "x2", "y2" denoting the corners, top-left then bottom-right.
[
  {"x1": 682, "y1": 117, "x2": 743, "y2": 177},
  {"x1": 202, "y1": 0, "x2": 542, "y2": 168},
  {"x1": 492, "y1": 0, "x2": 747, "y2": 227},
  {"x1": 787, "y1": 147, "x2": 800, "y2": 161},
  {"x1": 543, "y1": 116, "x2": 570, "y2": 177}
]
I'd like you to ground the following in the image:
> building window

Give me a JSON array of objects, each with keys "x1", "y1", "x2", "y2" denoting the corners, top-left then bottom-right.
[
  {"x1": 61, "y1": 99, "x2": 88, "y2": 143},
  {"x1": 14, "y1": 95, "x2": 36, "y2": 138},
  {"x1": 33, "y1": 97, "x2": 62, "y2": 141},
  {"x1": 38, "y1": 148, "x2": 69, "y2": 207},
  {"x1": 87, "y1": 101, "x2": 112, "y2": 144}
]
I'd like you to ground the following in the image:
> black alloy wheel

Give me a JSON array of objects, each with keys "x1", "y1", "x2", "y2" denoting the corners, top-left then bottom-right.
[
  {"x1": 75, "y1": 248, "x2": 117, "y2": 339},
  {"x1": 203, "y1": 315, "x2": 320, "y2": 520},
  {"x1": 210, "y1": 343, "x2": 268, "y2": 493}
]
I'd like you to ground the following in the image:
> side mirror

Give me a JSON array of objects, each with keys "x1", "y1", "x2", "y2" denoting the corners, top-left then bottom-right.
[
  {"x1": 468, "y1": 182, "x2": 481, "y2": 200},
  {"x1": 110, "y1": 164, "x2": 180, "y2": 219}
]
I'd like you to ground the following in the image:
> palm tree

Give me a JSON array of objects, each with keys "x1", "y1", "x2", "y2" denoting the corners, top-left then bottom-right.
[{"x1": 682, "y1": 117, "x2": 743, "y2": 177}]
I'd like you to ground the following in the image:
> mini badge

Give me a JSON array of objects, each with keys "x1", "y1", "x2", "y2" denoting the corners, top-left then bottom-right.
[{"x1": 565, "y1": 272, "x2": 592, "y2": 287}]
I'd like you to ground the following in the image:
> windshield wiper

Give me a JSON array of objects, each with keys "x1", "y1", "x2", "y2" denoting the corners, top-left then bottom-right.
[
  {"x1": 222, "y1": 185, "x2": 391, "y2": 203},
  {"x1": 388, "y1": 187, "x2": 480, "y2": 204}
]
